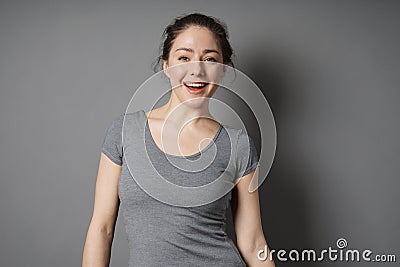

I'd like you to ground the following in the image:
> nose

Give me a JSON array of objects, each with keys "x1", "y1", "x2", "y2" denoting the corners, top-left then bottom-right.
[{"x1": 189, "y1": 61, "x2": 205, "y2": 77}]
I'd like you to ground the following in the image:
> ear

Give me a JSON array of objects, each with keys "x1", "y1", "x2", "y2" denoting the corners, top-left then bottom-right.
[{"x1": 163, "y1": 60, "x2": 170, "y2": 78}]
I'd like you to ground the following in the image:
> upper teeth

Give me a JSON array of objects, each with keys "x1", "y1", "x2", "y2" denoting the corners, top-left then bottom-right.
[{"x1": 186, "y1": 83, "x2": 206, "y2": 87}]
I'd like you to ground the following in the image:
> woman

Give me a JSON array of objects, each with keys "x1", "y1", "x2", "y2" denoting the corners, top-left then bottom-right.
[{"x1": 82, "y1": 13, "x2": 275, "y2": 266}]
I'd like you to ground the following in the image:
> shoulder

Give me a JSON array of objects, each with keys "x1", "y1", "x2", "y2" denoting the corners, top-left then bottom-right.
[
  {"x1": 237, "y1": 128, "x2": 255, "y2": 147},
  {"x1": 222, "y1": 125, "x2": 259, "y2": 178},
  {"x1": 101, "y1": 110, "x2": 142, "y2": 158},
  {"x1": 107, "y1": 110, "x2": 142, "y2": 129},
  {"x1": 219, "y1": 125, "x2": 257, "y2": 156},
  {"x1": 221, "y1": 125, "x2": 253, "y2": 146}
]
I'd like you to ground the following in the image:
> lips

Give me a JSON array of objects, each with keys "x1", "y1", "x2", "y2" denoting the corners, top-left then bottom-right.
[{"x1": 183, "y1": 81, "x2": 209, "y2": 95}]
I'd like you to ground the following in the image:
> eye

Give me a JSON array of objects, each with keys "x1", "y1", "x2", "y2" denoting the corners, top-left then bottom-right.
[
  {"x1": 204, "y1": 57, "x2": 217, "y2": 62},
  {"x1": 178, "y1": 56, "x2": 189, "y2": 61}
]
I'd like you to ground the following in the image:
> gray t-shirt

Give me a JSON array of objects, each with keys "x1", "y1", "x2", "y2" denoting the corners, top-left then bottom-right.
[{"x1": 101, "y1": 110, "x2": 259, "y2": 267}]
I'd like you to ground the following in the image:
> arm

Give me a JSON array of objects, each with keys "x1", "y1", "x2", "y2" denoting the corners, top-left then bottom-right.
[
  {"x1": 82, "y1": 152, "x2": 121, "y2": 267},
  {"x1": 231, "y1": 167, "x2": 275, "y2": 267}
]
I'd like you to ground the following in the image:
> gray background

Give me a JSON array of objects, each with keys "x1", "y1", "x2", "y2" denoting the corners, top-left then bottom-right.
[{"x1": 0, "y1": 0, "x2": 399, "y2": 266}]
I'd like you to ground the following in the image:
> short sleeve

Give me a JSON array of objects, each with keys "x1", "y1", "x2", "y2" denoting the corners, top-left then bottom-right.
[
  {"x1": 235, "y1": 129, "x2": 259, "y2": 178},
  {"x1": 101, "y1": 114, "x2": 124, "y2": 166}
]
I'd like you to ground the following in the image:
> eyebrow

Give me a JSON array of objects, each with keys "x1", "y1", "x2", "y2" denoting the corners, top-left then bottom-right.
[{"x1": 174, "y1": 47, "x2": 220, "y2": 55}]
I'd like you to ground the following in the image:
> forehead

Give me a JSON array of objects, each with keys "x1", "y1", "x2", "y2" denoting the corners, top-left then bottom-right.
[{"x1": 171, "y1": 26, "x2": 221, "y2": 51}]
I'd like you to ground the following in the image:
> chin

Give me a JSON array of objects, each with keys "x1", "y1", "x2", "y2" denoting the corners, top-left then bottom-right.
[{"x1": 177, "y1": 94, "x2": 211, "y2": 109}]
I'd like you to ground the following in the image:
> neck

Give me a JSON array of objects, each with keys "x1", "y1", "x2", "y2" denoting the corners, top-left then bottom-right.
[{"x1": 160, "y1": 92, "x2": 213, "y2": 129}]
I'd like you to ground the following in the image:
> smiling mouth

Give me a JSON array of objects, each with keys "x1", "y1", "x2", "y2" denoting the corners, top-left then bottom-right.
[{"x1": 183, "y1": 81, "x2": 209, "y2": 90}]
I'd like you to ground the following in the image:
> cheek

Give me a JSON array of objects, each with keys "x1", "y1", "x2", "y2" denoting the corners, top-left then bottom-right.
[
  {"x1": 166, "y1": 64, "x2": 187, "y2": 86},
  {"x1": 204, "y1": 64, "x2": 225, "y2": 84}
]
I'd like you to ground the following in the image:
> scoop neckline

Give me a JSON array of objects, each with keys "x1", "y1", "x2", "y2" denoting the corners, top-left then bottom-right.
[{"x1": 140, "y1": 109, "x2": 223, "y2": 159}]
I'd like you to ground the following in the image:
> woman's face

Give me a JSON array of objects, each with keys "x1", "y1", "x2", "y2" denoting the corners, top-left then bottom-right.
[{"x1": 163, "y1": 25, "x2": 226, "y2": 107}]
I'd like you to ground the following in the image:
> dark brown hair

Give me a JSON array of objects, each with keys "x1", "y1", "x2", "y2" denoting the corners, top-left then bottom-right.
[{"x1": 152, "y1": 13, "x2": 235, "y2": 72}]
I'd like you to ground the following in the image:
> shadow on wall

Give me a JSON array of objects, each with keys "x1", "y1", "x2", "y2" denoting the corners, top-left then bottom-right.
[{"x1": 226, "y1": 49, "x2": 320, "y2": 267}]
